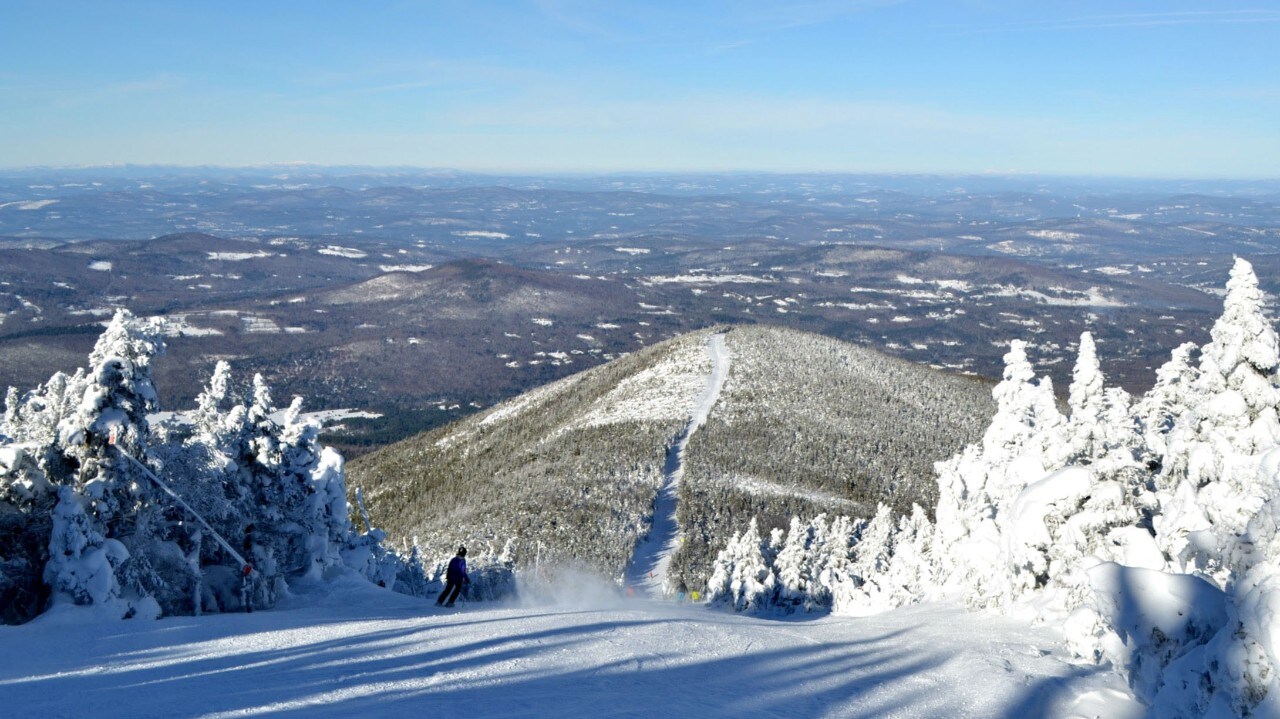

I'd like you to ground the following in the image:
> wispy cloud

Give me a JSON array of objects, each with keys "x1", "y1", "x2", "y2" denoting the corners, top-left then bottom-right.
[
  {"x1": 960, "y1": 9, "x2": 1280, "y2": 34},
  {"x1": 427, "y1": 94, "x2": 1029, "y2": 136},
  {"x1": 41, "y1": 73, "x2": 186, "y2": 109},
  {"x1": 739, "y1": 0, "x2": 907, "y2": 30}
]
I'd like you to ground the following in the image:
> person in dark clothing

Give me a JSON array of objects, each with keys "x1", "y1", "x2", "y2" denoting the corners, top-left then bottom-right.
[
  {"x1": 241, "y1": 524, "x2": 256, "y2": 613},
  {"x1": 436, "y1": 546, "x2": 469, "y2": 607}
]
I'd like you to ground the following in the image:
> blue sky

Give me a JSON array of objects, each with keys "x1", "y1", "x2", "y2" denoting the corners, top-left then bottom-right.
[{"x1": 1, "y1": 0, "x2": 1277, "y2": 176}]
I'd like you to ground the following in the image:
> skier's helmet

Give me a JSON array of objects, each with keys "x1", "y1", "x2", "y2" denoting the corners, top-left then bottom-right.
[{"x1": 458, "y1": 546, "x2": 467, "y2": 557}]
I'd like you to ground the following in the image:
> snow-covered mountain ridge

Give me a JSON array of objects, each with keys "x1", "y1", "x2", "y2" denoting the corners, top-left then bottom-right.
[{"x1": 347, "y1": 324, "x2": 993, "y2": 590}]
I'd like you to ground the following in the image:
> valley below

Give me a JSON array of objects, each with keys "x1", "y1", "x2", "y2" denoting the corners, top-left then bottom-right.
[{"x1": 2, "y1": 169, "x2": 1276, "y2": 455}]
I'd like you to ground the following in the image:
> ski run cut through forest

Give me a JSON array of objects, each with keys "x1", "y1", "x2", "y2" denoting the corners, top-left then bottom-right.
[{"x1": 10, "y1": 259, "x2": 1280, "y2": 717}]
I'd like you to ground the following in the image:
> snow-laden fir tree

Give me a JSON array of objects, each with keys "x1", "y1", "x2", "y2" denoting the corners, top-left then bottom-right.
[
  {"x1": 1065, "y1": 332, "x2": 1107, "y2": 465},
  {"x1": 706, "y1": 518, "x2": 777, "y2": 611},
  {"x1": 815, "y1": 514, "x2": 856, "y2": 609},
  {"x1": 931, "y1": 340, "x2": 1064, "y2": 607},
  {"x1": 773, "y1": 515, "x2": 812, "y2": 606},
  {"x1": 45, "y1": 310, "x2": 176, "y2": 610},
  {"x1": 43, "y1": 486, "x2": 127, "y2": 609},
  {"x1": 883, "y1": 505, "x2": 934, "y2": 607},
  {"x1": 849, "y1": 504, "x2": 894, "y2": 590},
  {"x1": 2, "y1": 386, "x2": 18, "y2": 439},
  {"x1": 1158, "y1": 257, "x2": 1280, "y2": 580},
  {"x1": 0, "y1": 311, "x2": 424, "y2": 622},
  {"x1": 1135, "y1": 343, "x2": 1199, "y2": 467}
]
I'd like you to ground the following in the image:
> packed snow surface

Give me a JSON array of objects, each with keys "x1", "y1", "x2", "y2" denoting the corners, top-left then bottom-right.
[
  {"x1": 626, "y1": 333, "x2": 730, "y2": 596},
  {"x1": 0, "y1": 576, "x2": 1140, "y2": 719}
]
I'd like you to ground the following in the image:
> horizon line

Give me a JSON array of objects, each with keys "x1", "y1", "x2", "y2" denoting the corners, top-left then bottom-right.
[{"x1": 1, "y1": 162, "x2": 1278, "y2": 184}]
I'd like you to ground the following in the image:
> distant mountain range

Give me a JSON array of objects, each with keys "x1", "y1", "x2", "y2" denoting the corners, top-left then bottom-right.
[{"x1": 1, "y1": 173, "x2": 1276, "y2": 456}]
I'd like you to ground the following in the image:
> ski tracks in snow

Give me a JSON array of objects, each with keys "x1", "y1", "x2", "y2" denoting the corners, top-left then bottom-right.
[
  {"x1": 625, "y1": 332, "x2": 730, "y2": 597},
  {"x1": 0, "y1": 583, "x2": 1142, "y2": 719}
]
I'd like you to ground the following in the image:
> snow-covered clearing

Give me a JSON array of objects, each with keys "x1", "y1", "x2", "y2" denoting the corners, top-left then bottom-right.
[
  {"x1": 1027, "y1": 230, "x2": 1082, "y2": 241},
  {"x1": 378, "y1": 264, "x2": 434, "y2": 273},
  {"x1": 1177, "y1": 225, "x2": 1217, "y2": 237},
  {"x1": 146, "y1": 313, "x2": 224, "y2": 337},
  {"x1": 0, "y1": 575, "x2": 1136, "y2": 718},
  {"x1": 207, "y1": 250, "x2": 274, "y2": 261},
  {"x1": 626, "y1": 333, "x2": 730, "y2": 597},
  {"x1": 318, "y1": 246, "x2": 368, "y2": 259},
  {"x1": 453, "y1": 230, "x2": 510, "y2": 240},
  {"x1": 0, "y1": 199, "x2": 59, "y2": 210},
  {"x1": 641, "y1": 274, "x2": 770, "y2": 286}
]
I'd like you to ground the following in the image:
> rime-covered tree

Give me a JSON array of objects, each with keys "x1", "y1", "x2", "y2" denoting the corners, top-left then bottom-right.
[
  {"x1": 932, "y1": 340, "x2": 1062, "y2": 604},
  {"x1": 1158, "y1": 258, "x2": 1280, "y2": 577},
  {"x1": 884, "y1": 505, "x2": 934, "y2": 606},
  {"x1": 850, "y1": 504, "x2": 894, "y2": 589},
  {"x1": 45, "y1": 310, "x2": 173, "y2": 608},
  {"x1": 192, "y1": 361, "x2": 234, "y2": 449},
  {"x1": 2, "y1": 386, "x2": 18, "y2": 439},
  {"x1": 43, "y1": 486, "x2": 126, "y2": 609},
  {"x1": 706, "y1": 518, "x2": 776, "y2": 611},
  {"x1": 773, "y1": 516, "x2": 811, "y2": 605},
  {"x1": 1135, "y1": 343, "x2": 1199, "y2": 468},
  {"x1": 1065, "y1": 332, "x2": 1107, "y2": 464},
  {"x1": 0, "y1": 311, "x2": 409, "y2": 622}
]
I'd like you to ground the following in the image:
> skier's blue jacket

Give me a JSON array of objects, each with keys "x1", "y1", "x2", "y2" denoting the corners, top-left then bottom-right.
[{"x1": 447, "y1": 556, "x2": 468, "y2": 583}]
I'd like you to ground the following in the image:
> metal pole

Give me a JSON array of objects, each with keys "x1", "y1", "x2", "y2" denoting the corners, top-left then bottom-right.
[{"x1": 115, "y1": 448, "x2": 250, "y2": 569}]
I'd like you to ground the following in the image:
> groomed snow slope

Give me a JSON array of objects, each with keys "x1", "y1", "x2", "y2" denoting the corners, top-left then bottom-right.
[
  {"x1": 626, "y1": 332, "x2": 730, "y2": 596},
  {"x1": 1, "y1": 576, "x2": 1139, "y2": 719}
]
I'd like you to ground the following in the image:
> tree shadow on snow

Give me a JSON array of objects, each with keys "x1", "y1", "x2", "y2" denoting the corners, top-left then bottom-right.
[
  {"x1": 7, "y1": 610, "x2": 1013, "y2": 718},
  {"x1": 169, "y1": 621, "x2": 950, "y2": 717}
]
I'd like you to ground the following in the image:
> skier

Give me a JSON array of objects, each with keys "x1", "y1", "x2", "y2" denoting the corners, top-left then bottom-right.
[
  {"x1": 436, "y1": 546, "x2": 469, "y2": 607},
  {"x1": 241, "y1": 524, "x2": 256, "y2": 613}
]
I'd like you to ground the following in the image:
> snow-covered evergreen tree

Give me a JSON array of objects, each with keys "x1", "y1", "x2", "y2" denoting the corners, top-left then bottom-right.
[
  {"x1": 41, "y1": 310, "x2": 174, "y2": 611},
  {"x1": 773, "y1": 515, "x2": 811, "y2": 606},
  {"x1": 884, "y1": 505, "x2": 934, "y2": 606},
  {"x1": 0, "y1": 310, "x2": 414, "y2": 622},
  {"x1": 1065, "y1": 332, "x2": 1107, "y2": 464},
  {"x1": 2, "y1": 386, "x2": 18, "y2": 439},
  {"x1": 820, "y1": 514, "x2": 859, "y2": 610},
  {"x1": 931, "y1": 340, "x2": 1064, "y2": 607},
  {"x1": 706, "y1": 518, "x2": 777, "y2": 612},
  {"x1": 1158, "y1": 257, "x2": 1280, "y2": 580},
  {"x1": 44, "y1": 486, "x2": 126, "y2": 609},
  {"x1": 192, "y1": 361, "x2": 234, "y2": 448},
  {"x1": 850, "y1": 504, "x2": 894, "y2": 588},
  {"x1": 1136, "y1": 343, "x2": 1199, "y2": 467}
]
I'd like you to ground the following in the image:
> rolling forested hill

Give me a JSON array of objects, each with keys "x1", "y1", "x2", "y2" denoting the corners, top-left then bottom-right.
[
  {"x1": 668, "y1": 326, "x2": 994, "y2": 590},
  {"x1": 347, "y1": 325, "x2": 993, "y2": 588}
]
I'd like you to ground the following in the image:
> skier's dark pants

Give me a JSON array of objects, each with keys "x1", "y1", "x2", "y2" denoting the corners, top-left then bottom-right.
[{"x1": 437, "y1": 581, "x2": 462, "y2": 605}]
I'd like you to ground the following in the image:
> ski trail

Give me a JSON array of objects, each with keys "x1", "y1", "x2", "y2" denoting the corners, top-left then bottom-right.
[{"x1": 625, "y1": 332, "x2": 730, "y2": 597}]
